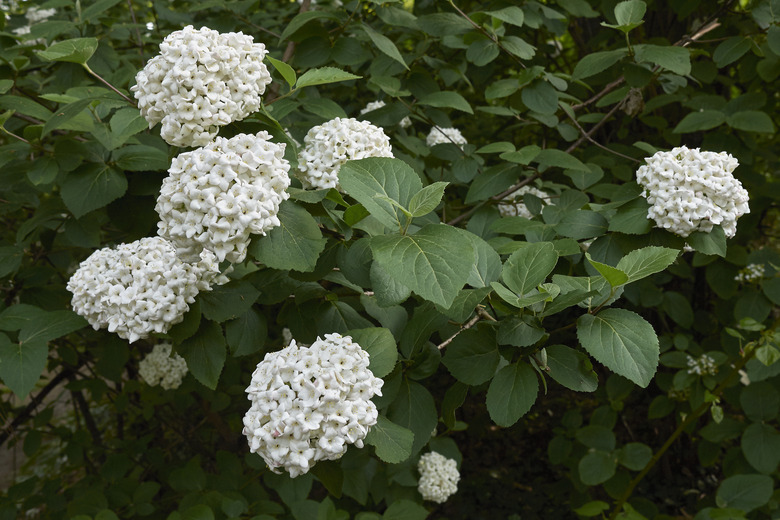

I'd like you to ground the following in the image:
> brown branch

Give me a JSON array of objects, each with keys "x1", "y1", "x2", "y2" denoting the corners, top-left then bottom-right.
[
  {"x1": 437, "y1": 307, "x2": 495, "y2": 350},
  {"x1": 565, "y1": 100, "x2": 624, "y2": 154},
  {"x1": 564, "y1": 107, "x2": 641, "y2": 163}
]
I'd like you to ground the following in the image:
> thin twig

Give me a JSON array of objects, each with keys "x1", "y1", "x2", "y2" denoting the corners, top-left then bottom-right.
[
  {"x1": 447, "y1": 0, "x2": 526, "y2": 69},
  {"x1": 565, "y1": 109, "x2": 641, "y2": 163},
  {"x1": 266, "y1": 0, "x2": 311, "y2": 103},
  {"x1": 83, "y1": 65, "x2": 136, "y2": 105},
  {"x1": 126, "y1": 0, "x2": 144, "y2": 56},
  {"x1": 437, "y1": 313, "x2": 482, "y2": 350},
  {"x1": 565, "y1": 101, "x2": 624, "y2": 154}
]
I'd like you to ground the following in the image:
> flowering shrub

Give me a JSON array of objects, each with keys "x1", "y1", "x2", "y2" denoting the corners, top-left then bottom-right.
[{"x1": 138, "y1": 343, "x2": 189, "y2": 390}]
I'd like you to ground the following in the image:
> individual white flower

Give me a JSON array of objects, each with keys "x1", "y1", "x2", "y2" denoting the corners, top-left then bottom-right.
[
  {"x1": 687, "y1": 354, "x2": 718, "y2": 376},
  {"x1": 297, "y1": 117, "x2": 393, "y2": 191},
  {"x1": 131, "y1": 25, "x2": 272, "y2": 147},
  {"x1": 734, "y1": 264, "x2": 765, "y2": 283},
  {"x1": 497, "y1": 185, "x2": 548, "y2": 218},
  {"x1": 156, "y1": 131, "x2": 291, "y2": 263},
  {"x1": 67, "y1": 237, "x2": 223, "y2": 343},
  {"x1": 242, "y1": 333, "x2": 383, "y2": 477},
  {"x1": 636, "y1": 146, "x2": 750, "y2": 238},
  {"x1": 417, "y1": 451, "x2": 460, "y2": 503},
  {"x1": 138, "y1": 343, "x2": 188, "y2": 390},
  {"x1": 426, "y1": 126, "x2": 467, "y2": 149},
  {"x1": 359, "y1": 100, "x2": 411, "y2": 128},
  {"x1": 739, "y1": 369, "x2": 751, "y2": 386}
]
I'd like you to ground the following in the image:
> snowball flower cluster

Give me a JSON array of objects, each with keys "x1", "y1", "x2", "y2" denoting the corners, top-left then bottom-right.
[
  {"x1": 243, "y1": 333, "x2": 383, "y2": 477},
  {"x1": 67, "y1": 237, "x2": 223, "y2": 343},
  {"x1": 498, "y1": 185, "x2": 548, "y2": 218},
  {"x1": 297, "y1": 117, "x2": 393, "y2": 191},
  {"x1": 359, "y1": 100, "x2": 411, "y2": 128},
  {"x1": 156, "y1": 131, "x2": 291, "y2": 263},
  {"x1": 25, "y1": 6, "x2": 56, "y2": 22},
  {"x1": 734, "y1": 264, "x2": 765, "y2": 283},
  {"x1": 636, "y1": 146, "x2": 750, "y2": 238},
  {"x1": 426, "y1": 126, "x2": 467, "y2": 149},
  {"x1": 132, "y1": 25, "x2": 272, "y2": 147},
  {"x1": 687, "y1": 354, "x2": 718, "y2": 376},
  {"x1": 139, "y1": 343, "x2": 188, "y2": 390},
  {"x1": 417, "y1": 451, "x2": 460, "y2": 503}
]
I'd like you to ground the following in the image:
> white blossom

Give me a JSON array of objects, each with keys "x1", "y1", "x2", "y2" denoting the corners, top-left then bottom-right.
[
  {"x1": 359, "y1": 100, "x2": 411, "y2": 128},
  {"x1": 243, "y1": 333, "x2": 383, "y2": 477},
  {"x1": 426, "y1": 126, "x2": 467, "y2": 149},
  {"x1": 687, "y1": 354, "x2": 718, "y2": 376},
  {"x1": 67, "y1": 237, "x2": 223, "y2": 343},
  {"x1": 25, "y1": 6, "x2": 55, "y2": 22},
  {"x1": 417, "y1": 451, "x2": 460, "y2": 503},
  {"x1": 131, "y1": 25, "x2": 272, "y2": 147},
  {"x1": 636, "y1": 146, "x2": 750, "y2": 238},
  {"x1": 734, "y1": 264, "x2": 764, "y2": 283},
  {"x1": 497, "y1": 185, "x2": 548, "y2": 219},
  {"x1": 156, "y1": 131, "x2": 291, "y2": 264},
  {"x1": 297, "y1": 117, "x2": 393, "y2": 191},
  {"x1": 138, "y1": 343, "x2": 188, "y2": 390}
]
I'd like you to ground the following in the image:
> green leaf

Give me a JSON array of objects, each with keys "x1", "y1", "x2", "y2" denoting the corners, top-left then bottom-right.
[
  {"x1": 466, "y1": 234, "x2": 502, "y2": 288},
  {"x1": 577, "y1": 308, "x2": 659, "y2": 387},
  {"x1": 364, "y1": 415, "x2": 414, "y2": 464},
  {"x1": 491, "y1": 282, "x2": 551, "y2": 308},
  {"x1": 43, "y1": 97, "x2": 96, "y2": 136},
  {"x1": 362, "y1": 23, "x2": 408, "y2": 70},
  {"x1": 614, "y1": 0, "x2": 646, "y2": 26},
  {"x1": 112, "y1": 145, "x2": 169, "y2": 171},
  {"x1": 521, "y1": 81, "x2": 558, "y2": 115},
  {"x1": 80, "y1": 0, "x2": 123, "y2": 22},
  {"x1": 36, "y1": 38, "x2": 99, "y2": 64},
  {"x1": 0, "y1": 95, "x2": 53, "y2": 120},
  {"x1": 18, "y1": 310, "x2": 87, "y2": 346},
  {"x1": 280, "y1": 10, "x2": 341, "y2": 40},
  {"x1": 713, "y1": 37, "x2": 752, "y2": 68},
  {"x1": 408, "y1": 182, "x2": 448, "y2": 217},
  {"x1": 608, "y1": 197, "x2": 652, "y2": 234},
  {"x1": 387, "y1": 379, "x2": 437, "y2": 455},
  {"x1": 535, "y1": 149, "x2": 589, "y2": 171},
  {"x1": 574, "y1": 501, "x2": 610, "y2": 517},
  {"x1": 60, "y1": 163, "x2": 128, "y2": 218},
  {"x1": 417, "y1": 91, "x2": 473, "y2": 114},
  {"x1": 616, "y1": 246, "x2": 679, "y2": 283},
  {"x1": 225, "y1": 308, "x2": 267, "y2": 357},
  {"x1": 487, "y1": 6, "x2": 524, "y2": 26},
  {"x1": 486, "y1": 362, "x2": 538, "y2": 427},
  {"x1": 501, "y1": 36, "x2": 536, "y2": 60},
  {"x1": 340, "y1": 157, "x2": 422, "y2": 230},
  {"x1": 586, "y1": 252, "x2": 629, "y2": 287},
  {"x1": 0, "y1": 80, "x2": 12, "y2": 94},
  {"x1": 716, "y1": 474, "x2": 773, "y2": 513},
  {"x1": 500, "y1": 145, "x2": 541, "y2": 165},
  {"x1": 578, "y1": 451, "x2": 616, "y2": 485},
  {"x1": 199, "y1": 281, "x2": 260, "y2": 323},
  {"x1": 370, "y1": 261, "x2": 412, "y2": 307},
  {"x1": 178, "y1": 320, "x2": 226, "y2": 390},
  {"x1": 634, "y1": 44, "x2": 691, "y2": 75},
  {"x1": 546, "y1": 344, "x2": 598, "y2": 392},
  {"x1": 741, "y1": 423, "x2": 780, "y2": 474},
  {"x1": 295, "y1": 67, "x2": 361, "y2": 89},
  {"x1": 249, "y1": 201, "x2": 327, "y2": 272},
  {"x1": 442, "y1": 327, "x2": 501, "y2": 385},
  {"x1": 266, "y1": 56, "x2": 297, "y2": 88},
  {"x1": 555, "y1": 210, "x2": 608, "y2": 239},
  {"x1": 573, "y1": 49, "x2": 628, "y2": 79},
  {"x1": 502, "y1": 242, "x2": 558, "y2": 295},
  {"x1": 467, "y1": 39, "x2": 499, "y2": 66},
  {"x1": 618, "y1": 442, "x2": 652, "y2": 471},
  {"x1": 348, "y1": 328, "x2": 398, "y2": 378},
  {"x1": 727, "y1": 110, "x2": 776, "y2": 133},
  {"x1": 0, "y1": 246, "x2": 23, "y2": 277},
  {"x1": 383, "y1": 499, "x2": 428, "y2": 520},
  {"x1": 0, "y1": 332, "x2": 47, "y2": 398},
  {"x1": 497, "y1": 316, "x2": 546, "y2": 347},
  {"x1": 687, "y1": 226, "x2": 727, "y2": 257},
  {"x1": 672, "y1": 110, "x2": 726, "y2": 133},
  {"x1": 181, "y1": 505, "x2": 214, "y2": 520},
  {"x1": 768, "y1": 25, "x2": 780, "y2": 55},
  {"x1": 740, "y1": 381, "x2": 779, "y2": 421},
  {"x1": 370, "y1": 225, "x2": 475, "y2": 308}
]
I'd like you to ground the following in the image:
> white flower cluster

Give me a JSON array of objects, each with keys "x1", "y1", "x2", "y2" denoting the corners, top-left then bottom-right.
[
  {"x1": 687, "y1": 354, "x2": 718, "y2": 376},
  {"x1": 13, "y1": 6, "x2": 56, "y2": 43},
  {"x1": 426, "y1": 126, "x2": 467, "y2": 149},
  {"x1": 243, "y1": 333, "x2": 383, "y2": 477},
  {"x1": 297, "y1": 117, "x2": 393, "y2": 191},
  {"x1": 734, "y1": 264, "x2": 765, "y2": 283},
  {"x1": 497, "y1": 185, "x2": 548, "y2": 218},
  {"x1": 132, "y1": 25, "x2": 272, "y2": 147},
  {"x1": 636, "y1": 146, "x2": 750, "y2": 238},
  {"x1": 359, "y1": 100, "x2": 411, "y2": 128},
  {"x1": 417, "y1": 451, "x2": 460, "y2": 503},
  {"x1": 67, "y1": 237, "x2": 222, "y2": 343},
  {"x1": 156, "y1": 131, "x2": 291, "y2": 263},
  {"x1": 138, "y1": 343, "x2": 188, "y2": 390}
]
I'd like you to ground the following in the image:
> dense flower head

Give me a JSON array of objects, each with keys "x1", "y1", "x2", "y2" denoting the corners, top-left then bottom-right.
[
  {"x1": 25, "y1": 6, "x2": 56, "y2": 22},
  {"x1": 687, "y1": 354, "x2": 718, "y2": 376},
  {"x1": 297, "y1": 117, "x2": 394, "y2": 191},
  {"x1": 734, "y1": 263, "x2": 765, "y2": 283},
  {"x1": 418, "y1": 451, "x2": 460, "y2": 503},
  {"x1": 426, "y1": 126, "x2": 467, "y2": 149},
  {"x1": 497, "y1": 185, "x2": 548, "y2": 218},
  {"x1": 359, "y1": 100, "x2": 411, "y2": 128},
  {"x1": 131, "y1": 25, "x2": 272, "y2": 147},
  {"x1": 139, "y1": 343, "x2": 188, "y2": 390},
  {"x1": 636, "y1": 146, "x2": 750, "y2": 238},
  {"x1": 243, "y1": 333, "x2": 384, "y2": 477},
  {"x1": 67, "y1": 237, "x2": 223, "y2": 343},
  {"x1": 156, "y1": 131, "x2": 291, "y2": 263}
]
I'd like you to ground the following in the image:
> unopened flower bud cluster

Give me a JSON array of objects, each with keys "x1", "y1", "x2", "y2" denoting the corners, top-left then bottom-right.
[
  {"x1": 734, "y1": 264, "x2": 765, "y2": 284},
  {"x1": 156, "y1": 131, "x2": 291, "y2": 263},
  {"x1": 636, "y1": 146, "x2": 750, "y2": 238},
  {"x1": 67, "y1": 237, "x2": 222, "y2": 343},
  {"x1": 132, "y1": 25, "x2": 272, "y2": 147},
  {"x1": 139, "y1": 343, "x2": 188, "y2": 390},
  {"x1": 360, "y1": 100, "x2": 412, "y2": 128},
  {"x1": 297, "y1": 117, "x2": 393, "y2": 191},
  {"x1": 417, "y1": 451, "x2": 460, "y2": 503},
  {"x1": 498, "y1": 185, "x2": 548, "y2": 219},
  {"x1": 426, "y1": 126, "x2": 467, "y2": 149},
  {"x1": 243, "y1": 333, "x2": 383, "y2": 477},
  {"x1": 686, "y1": 354, "x2": 718, "y2": 376}
]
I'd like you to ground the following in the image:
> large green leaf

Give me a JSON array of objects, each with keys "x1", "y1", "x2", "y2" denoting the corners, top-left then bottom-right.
[
  {"x1": 179, "y1": 321, "x2": 226, "y2": 390},
  {"x1": 502, "y1": 242, "x2": 558, "y2": 295},
  {"x1": 225, "y1": 308, "x2": 267, "y2": 357},
  {"x1": 556, "y1": 210, "x2": 608, "y2": 239},
  {"x1": 521, "y1": 81, "x2": 558, "y2": 115},
  {"x1": 0, "y1": 246, "x2": 23, "y2": 277},
  {"x1": 387, "y1": 379, "x2": 437, "y2": 455},
  {"x1": 486, "y1": 6, "x2": 525, "y2": 26},
  {"x1": 716, "y1": 474, "x2": 773, "y2": 513},
  {"x1": 572, "y1": 49, "x2": 628, "y2": 79},
  {"x1": 614, "y1": 0, "x2": 646, "y2": 26},
  {"x1": 362, "y1": 23, "x2": 408, "y2": 70},
  {"x1": 577, "y1": 308, "x2": 659, "y2": 387},
  {"x1": 486, "y1": 362, "x2": 538, "y2": 427},
  {"x1": 578, "y1": 451, "x2": 617, "y2": 485},
  {"x1": 687, "y1": 226, "x2": 727, "y2": 257},
  {"x1": 18, "y1": 310, "x2": 87, "y2": 346},
  {"x1": 616, "y1": 246, "x2": 679, "y2": 283},
  {"x1": 364, "y1": 415, "x2": 414, "y2": 464},
  {"x1": 727, "y1": 110, "x2": 776, "y2": 133},
  {"x1": 634, "y1": 44, "x2": 691, "y2": 75},
  {"x1": 0, "y1": 332, "x2": 47, "y2": 398},
  {"x1": 546, "y1": 344, "x2": 598, "y2": 392},
  {"x1": 713, "y1": 37, "x2": 752, "y2": 68},
  {"x1": 408, "y1": 182, "x2": 448, "y2": 217},
  {"x1": 741, "y1": 423, "x2": 780, "y2": 474},
  {"x1": 466, "y1": 234, "x2": 502, "y2": 288},
  {"x1": 371, "y1": 225, "x2": 475, "y2": 308},
  {"x1": 348, "y1": 327, "x2": 398, "y2": 378},
  {"x1": 60, "y1": 163, "x2": 128, "y2": 218},
  {"x1": 442, "y1": 327, "x2": 501, "y2": 385},
  {"x1": 417, "y1": 91, "x2": 473, "y2": 114},
  {"x1": 198, "y1": 281, "x2": 260, "y2": 323},
  {"x1": 535, "y1": 149, "x2": 589, "y2": 171},
  {"x1": 295, "y1": 67, "x2": 361, "y2": 89},
  {"x1": 249, "y1": 201, "x2": 327, "y2": 272},
  {"x1": 36, "y1": 37, "x2": 99, "y2": 64},
  {"x1": 585, "y1": 253, "x2": 629, "y2": 287},
  {"x1": 672, "y1": 110, "x2": 726, "y2": 133},
  {"x1": 383, "y1": 499, "x2": 428, "y2": 520}
]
